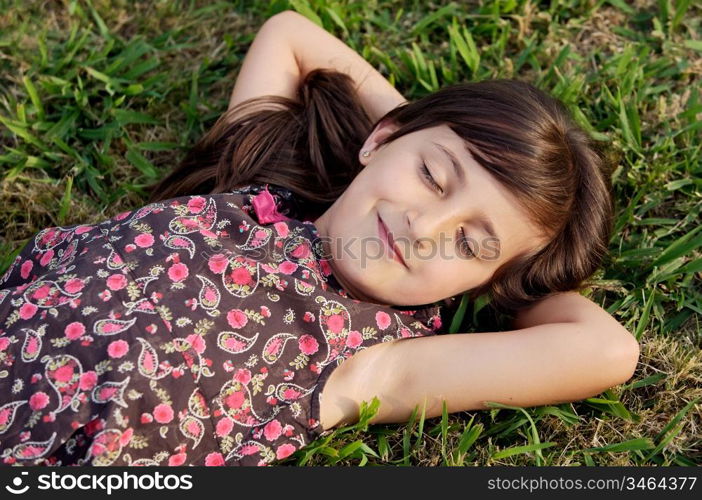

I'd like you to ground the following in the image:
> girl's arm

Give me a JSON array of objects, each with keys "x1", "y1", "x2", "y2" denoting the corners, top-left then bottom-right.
[
  {"x1": 319, "y1": 292, "x2": 640, "y2": 429},
  {"x1": 228, "y1": 10, "x2": 406, "y2": 122}
]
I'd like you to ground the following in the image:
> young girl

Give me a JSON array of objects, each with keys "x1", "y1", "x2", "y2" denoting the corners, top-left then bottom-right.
[{"x1": 0, "y1": 11, "x2": 639, "y2": 466}]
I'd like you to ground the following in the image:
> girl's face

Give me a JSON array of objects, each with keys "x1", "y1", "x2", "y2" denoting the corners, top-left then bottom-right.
[{"x1": 313, "y1": 121, "x2": 547, "y2": 306}]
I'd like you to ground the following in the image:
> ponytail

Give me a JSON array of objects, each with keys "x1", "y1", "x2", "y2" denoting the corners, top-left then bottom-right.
[{"x1": 148, "y1": 69, "x2": 374, "y2": 219}]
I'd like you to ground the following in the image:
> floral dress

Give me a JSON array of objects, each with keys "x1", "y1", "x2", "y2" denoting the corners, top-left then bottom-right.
[{"x1": 0, "y1": 183, "x2": 444, "y2": 466}]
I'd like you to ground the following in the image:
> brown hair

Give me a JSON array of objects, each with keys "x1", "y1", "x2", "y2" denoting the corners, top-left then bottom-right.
[
  {"x1": 149, "y1": 69, "x2": 613, "y2": 314},
  {"x1": 148, "y1": 70, "x2": 373, "y2": 220}
]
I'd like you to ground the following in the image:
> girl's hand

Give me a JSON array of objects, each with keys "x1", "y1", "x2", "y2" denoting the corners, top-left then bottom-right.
[{"x1": 228, "y1": 10, "x2": 406, "y2": 122}]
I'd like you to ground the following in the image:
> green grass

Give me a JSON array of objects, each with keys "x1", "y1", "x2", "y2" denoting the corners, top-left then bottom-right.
[{"x1": 1, "y1": 0, "x2": 700, "y2": 466}]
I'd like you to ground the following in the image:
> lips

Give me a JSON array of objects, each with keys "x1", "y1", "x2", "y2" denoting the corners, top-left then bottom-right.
[{"x1": 378, "y1": 214, "x2": 408, "y2": 269}]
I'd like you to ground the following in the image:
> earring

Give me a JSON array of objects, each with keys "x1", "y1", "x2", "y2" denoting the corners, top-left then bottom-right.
[{"x1": 361, "y1": 150, "x2": 370, "y2": 158}]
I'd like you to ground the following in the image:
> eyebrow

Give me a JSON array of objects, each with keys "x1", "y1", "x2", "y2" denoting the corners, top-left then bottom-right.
[
  {"x1": 431, "y1": 141, "x2": 501, "y2": 246},
  {"x1": 432, "y1": 141, "x2": 465, "y2": 184},
  {"x1": 475, "y1": 213, "x2": 500, "y2": 246}
]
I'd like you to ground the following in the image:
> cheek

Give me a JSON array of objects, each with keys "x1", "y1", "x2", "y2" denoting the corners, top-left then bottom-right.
[
  {"x1": 421, "y1": 259, "x2": 484, "y2": 296},
  {"x1": 369, "y1": 155, "x2": 414, "y2": 186}
]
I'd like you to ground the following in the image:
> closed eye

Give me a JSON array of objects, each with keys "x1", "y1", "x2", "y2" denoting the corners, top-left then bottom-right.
[
  {"x1": 458, "y1": 227, "x2": 476, "y2": 258},
  {"x1": 420, "y1": 162, "x2": 443, "y2": 194}
]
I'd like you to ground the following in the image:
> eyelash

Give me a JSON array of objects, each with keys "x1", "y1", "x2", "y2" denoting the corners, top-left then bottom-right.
[
  {"x1": 420, "y1": 163, "x2": 443, "y2": 194},
  {"x1": 419, "y1": 162, "x2": 475, "y2": 258}
]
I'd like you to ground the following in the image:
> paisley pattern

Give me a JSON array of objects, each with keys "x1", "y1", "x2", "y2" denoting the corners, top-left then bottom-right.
[{"x1": 0, "y1": 183, "x2": 444, "y2": 466}]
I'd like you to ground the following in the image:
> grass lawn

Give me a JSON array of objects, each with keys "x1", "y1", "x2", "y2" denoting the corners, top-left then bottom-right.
[{"x1": 1, "y1": 0, "x2": 700, "y2": 466}]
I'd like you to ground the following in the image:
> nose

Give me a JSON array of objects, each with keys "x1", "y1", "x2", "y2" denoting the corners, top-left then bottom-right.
[{"x1": 405, "y1": 206, "x2": 460, "y2": 251}]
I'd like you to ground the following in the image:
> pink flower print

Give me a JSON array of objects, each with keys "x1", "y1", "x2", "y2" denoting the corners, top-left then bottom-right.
[
  {"x1": 282, "y1": 388, "x2": 301, "y2": 400},
  {"x1": 140, "y1": 413, "x2": 153, "y2": 424},
  {"x1": 278, "y1": 261, "x2": 298, "y2": 274},
  {"x1": 400, "y1": 327, "x2": 411, "y2": 338},
  {"x1": 153, "y1": 403, "x2": 174, "y2": 424},
  {"x1": 0, "y1": 338, "x2": 9, "y2": 351},
  {"x1": 32, "y1": 284, "x2": 51, "y2": 300},
  {"x1": 169, "y1": 453, "x2": 187, "y2": 466},
  {"x1": 263, "y1": 420, "x2": 282, "y2": 441},
  {"x1": 230, "y1": 267, "x2": 252, "y2": 285},
  {"x1": 273, "y1": 221, "x2": 289, "y2": 238},
  {"x1": 39, "y1": 249, "x2": 54, "y2": 267},
  {"x1": 184, "y1": 419, "x2": 200, "y2": 436},
  {"x1": 432, "y1": 316, "x2": 442, "y2": 330},
  {"x1": 17, "y1": 445, "x2": 45, "y2": 459},
  {"x1": 29, "y1": 391, "x2": 50, "y2": 410},
  {"x1": 320, "y1": 259, "x2": 332, "y2": 276},
  {"x1": 114, "y1": 211, "x2": 130, "y2": 221},
  {"x1": 265, "y1": 337, "x2": 282, "y2": 356},
  {"x1": 107, "y1": 340, "x2": 129, "y2": 358},
  {"x1": 215, "y1": 418, "x2": 233, "y2": 437},
  {"x1": 346, "y1": 330, "x2": 363, "y2": 349},
  {"x1": 185, "y1": 334, "x2": 205, "y2": 354},
  {"x1": 134, "y1": 233, "x2": 154, "y2": 248},
  {"x1": 205, "y1": 452, "x2": 225, "y2": 466},
  {"x1": 64, "y1": 278, "x2": 84, "y2": 294},
  {"x1": 183, "y1": 219, "x2": 199, "y2": 230},
  {"x1": 25, "y1": 336, "x2": 39, "y2": 355},
  {"x1": 168, "y1": 263, "x2": 189, "y2": 282},
  {"x1": 233, "y1": 368, "x2": 252, "y2": 385},
  {"x1": 298, "y1": 335, "x2": 319, "y2": 355},
  {"x1": 226, "y1": 309, "x2": 248, "y2": 329},
  {"x1": 326, "y1": 313, "x2": 345, "y2": 334},
  {"x1": 225, "y1": 338, "x2": 245, "y2": 351},
  {"x1": 75, "y1": 225, "x2": 93, "y2": 235},
  {"x1": 39, "y1": 228, "x2": 57, "y2": 245},
  {"x1": 239, "y1": 444, "x2": 259, "y2": 456},
  {"x1": 106, "y1": 274, "x2": 128, "y2": 291},
  {"x1": 290, "y1": 242, "x2": 310, "y2": 259},
  {"x1": 375, "y1": 311, "x2": 391, "y2": 330},
  {"x1": 19, "y1": 303, "x2": 38, "y2": 320},
  {"x1": 260, "y1": 306, "x2": 271, "y2": 318},
  {"x1": 20, "y1": 260, "x2": 33, "y2": 279},
  {"x1": 303, "y1": 311, "x2": 315, "y2": 323},
  {"x1": 79, "y1": 371, "x2": 98, "y2": 391},
  {"x1": 53, "y1": 364, "x2": 74, "y2": 383},
  {"x1": 198, "y1": 230, "x2": 216, "y2": 241},
  {"x1": 224, "y1": 391, "x2": 245, "y2": 409},
  {"x1": 276, "y1": 443, "x2": 296, "y2": 460},
  {"x1": 187, "y1": 196, "x2": 206, "y2": 214},
  {"x1": 119, "y1": 428, "x2": 133, "y2": 447},
  {"x1": 64, "y1": 322, "x2": 85, "y2": 340},
  {"x1": 99, "y1": 290, "x2": 112, "y2": 302}
]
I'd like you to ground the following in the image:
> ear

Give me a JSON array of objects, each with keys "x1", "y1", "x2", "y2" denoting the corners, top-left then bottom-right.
[{"x1": 359, "y1": 119, "x2": 400, "y2": 165}]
